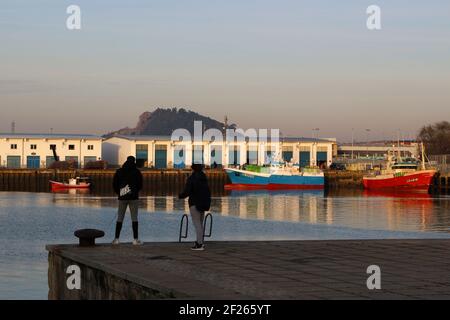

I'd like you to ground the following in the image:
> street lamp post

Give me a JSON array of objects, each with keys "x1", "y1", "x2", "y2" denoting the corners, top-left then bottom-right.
[
  {"x1": 351, "y1": 128, "x2": 354, "y2": 160},
  {"x1": 312, "y1": 128, "x2": 320, "y2": 139},
  {"x1": 365, "y1": 129, "x2": 371, "y2": 158}
]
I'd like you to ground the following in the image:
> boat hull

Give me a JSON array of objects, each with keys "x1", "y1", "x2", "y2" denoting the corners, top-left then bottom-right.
[
  {"x1": 50, "y1": 180, "x2": 91, "y2": 190},
  {"x1": 225, "y1": 169, "x2": 324, "y2": 189},
  {"x1": 363, "y1": 170, "x2": 436, "y2": 190}
]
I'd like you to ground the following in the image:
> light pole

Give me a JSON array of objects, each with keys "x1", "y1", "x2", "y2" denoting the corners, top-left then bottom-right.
[
  {"x1": 365, "y1": 129, "x2": 371, "y2": 158},
  {"x1": 351, "y1": 128, "x2": 354, "y2": 160},
  {"x1": 312, "y1": 128, "x2": 320, "y2": 139}
]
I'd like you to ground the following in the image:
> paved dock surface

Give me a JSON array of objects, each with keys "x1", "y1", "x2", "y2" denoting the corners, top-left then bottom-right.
[{"x1": 48, "y1": 240, "x2": 450, "y2": 299}]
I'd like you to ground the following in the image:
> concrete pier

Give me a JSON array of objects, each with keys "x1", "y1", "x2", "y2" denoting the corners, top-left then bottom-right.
[{"x1": 47, "y1": 240, "x2": 450, "y2": 300}]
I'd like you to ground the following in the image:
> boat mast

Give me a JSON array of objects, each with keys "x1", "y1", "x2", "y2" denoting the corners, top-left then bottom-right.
[{"x1": 421, "y1": 142, "x2": 426, "y2": 170}]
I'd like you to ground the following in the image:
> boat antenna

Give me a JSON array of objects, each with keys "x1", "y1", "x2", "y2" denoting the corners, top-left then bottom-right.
[{"x1": 421, "y1": 142, "x2": 426, "y2": 170}]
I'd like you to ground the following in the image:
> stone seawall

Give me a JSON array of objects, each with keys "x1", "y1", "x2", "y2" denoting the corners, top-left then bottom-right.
[{"x1": 47, "y1": 245, "x2": 179, "y2": 300}]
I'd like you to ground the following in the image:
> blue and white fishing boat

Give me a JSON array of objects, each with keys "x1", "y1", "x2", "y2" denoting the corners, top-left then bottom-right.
[{"x1": 225, "y1": 163, "x2": 324, "y2": 189}]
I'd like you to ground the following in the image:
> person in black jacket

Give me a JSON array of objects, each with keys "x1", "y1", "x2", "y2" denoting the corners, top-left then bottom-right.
[
  {"x1": 179, "y1": 163, "x2": 211, "y2": 250},
  {"x1": 112, "y1": 156, "x2": 143, "y2": 245}
]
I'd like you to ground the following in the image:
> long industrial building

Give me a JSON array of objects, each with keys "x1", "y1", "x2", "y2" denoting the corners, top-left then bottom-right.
[
  {"x1": 102, "y1": 135, "x2": 337, "y2": 168},
  {"x1": 0, "y1": 134, "x2": 103, "y2": 169}
]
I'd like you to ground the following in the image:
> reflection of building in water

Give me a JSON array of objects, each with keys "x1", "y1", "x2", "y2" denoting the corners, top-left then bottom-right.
[
  {"x1": 153, "y1": 197, "x2": 167, "y2": 212},
  {"x1": 271, "y1": 197, "x2": 285, "y2": 221},
  {"x1": 52, "y1": 193, "x2": 105, "y2": 209},
  {"x1": 146, "y1": 197, "x2": 155, "y2": 212},
  {"x1": 222, "y1": 192, "x2": 324, "y2": 223},
  {"x1": 143, "y1": 196, "x2": 189, "y2": 213},
  {"x1": 239, "y1": 197, "x2": 247, "y2": 219},
  {"x1": 286, "y1": 196, "x2": 300, "y2": 222},
  {"x1": 166, "y1": 197, "x2": 174, "y2": 212},
  {"x1": 245, "y1": 197, "x2": 259, "y2": 219},
  {"x1": 309, "y1": 196, "x2": 318, "y2": 223},
  {"x1": 256, "y1": 198, "x2": 265, "y2": 220},
  {"x1": 326, "y1": 198, "x2": 333, "y2": 225},
  {"x1": 220, "y1": 198, "x2": 229, "y2": 216}
]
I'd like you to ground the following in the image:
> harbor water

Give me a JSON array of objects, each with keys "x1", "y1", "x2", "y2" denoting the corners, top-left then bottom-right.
[{"x1": 1, "y1": 188, "x2": 450, "y2": 299}]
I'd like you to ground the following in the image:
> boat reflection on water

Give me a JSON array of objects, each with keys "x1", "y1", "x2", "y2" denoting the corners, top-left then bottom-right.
[
  {"x1": 362, "y1": 189, "x2": 433, "y2": 204},
  {"x1": 362, "y1": 188, "x2": 432, "y2": 198},
  {"x1": 227, "y1": 188, "x2": 324, "y2": 197},
  {"x1": 51, "y1": 188, "x2": 91, "y2": 195}
]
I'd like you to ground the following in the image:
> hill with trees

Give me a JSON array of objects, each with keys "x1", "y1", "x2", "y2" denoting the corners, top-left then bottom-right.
[{"x1": 105, "y1": 107, "x2": 235, "y2": 137}]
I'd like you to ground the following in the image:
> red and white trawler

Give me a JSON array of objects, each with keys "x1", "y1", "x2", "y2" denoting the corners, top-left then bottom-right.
[{"x1": 363, "y1": 143, "x2": 437, "y2": 190}]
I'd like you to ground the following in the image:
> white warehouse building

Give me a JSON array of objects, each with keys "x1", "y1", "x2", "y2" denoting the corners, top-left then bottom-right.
[
  {"x1": 103, "y1": 135, "x2": 337, "y2": 169},
  {"x1": 0, "y1": 134, "x2": 103, "y2": 169}
]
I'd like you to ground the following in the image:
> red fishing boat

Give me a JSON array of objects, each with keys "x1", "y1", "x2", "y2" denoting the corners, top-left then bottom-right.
[
  {"x1": 363, "y1": 143, "x2": 437, "y2": 190},
  {"x1": 50, "y1": 177, "x2": 91, "y2": 191}
]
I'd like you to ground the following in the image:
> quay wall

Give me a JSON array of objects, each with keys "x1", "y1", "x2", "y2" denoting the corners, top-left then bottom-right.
[
  {"x1": 0, "y1": 169, "x2": 449, "y2": 192},
  {"x1": 0, "y1": 168, "x2": 228, "y2": 194},
  {"x1": 47, "y1": 247, "x2": 177, "y2": 299}
]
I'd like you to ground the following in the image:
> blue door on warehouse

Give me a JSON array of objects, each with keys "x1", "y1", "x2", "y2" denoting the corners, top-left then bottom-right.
[
  {"x1": 155, "y1": 145, "x2": 167, "y2": 169},
  {"x1": 27, "y1": 156, "x2": 40, "y2": 169},
  {"x1": 228, "y1": 148, "x2": 240, "y2": 166},
  {"x1": 210, "y1": 146, "x2": 222, "y2": 167},
  {"x1": 65, "y1": 156, "x2": 79, "y2": 168},
  {"x1": 265, "y1": 149, "x2": 275, "y2": 164},
  {"x1": 316, "y1": 151, "x2": 328, "y2": 167},
  {"x1": 282, "y1": 151, "x2": 293, "y2": 163},
  {"x1": 83, "y1": 156, "x2": 97, "y2": 168},
  {"x1": 7, "y1": 156, "x2": 21, "y2": 168},
  {"x1": 173, "y1": 147, "x2": 185, "y2": 169},
  {"x1": 135, "y1": 144, "x2": 148, "y2": 168},
  {"x1": 299, "y1": 151, "x2": 310, "y2": 167},
  {"x1": 192, "y1": 146, "x2": 204, "y2": 164},
  {"x1": 46, "y1": 156, "x2": 55, "y2": 168},
  {"x1": 246, "y1": 149, "x2": 258, "y2": 164}
]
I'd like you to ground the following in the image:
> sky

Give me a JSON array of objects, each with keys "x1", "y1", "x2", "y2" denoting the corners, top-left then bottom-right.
[{"x1": 1, "y1": 0, "x2": 449, "y2": 142}]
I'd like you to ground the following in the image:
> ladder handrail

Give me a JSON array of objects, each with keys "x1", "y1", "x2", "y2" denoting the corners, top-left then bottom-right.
[
  {"x1": 203, "y1": 213, "x2": 213, "y2": 241},
  {"x1": 179, "y1": 212, "x2": 213, "y2": 243},
  {"x1": 178, "y1": 214, "x2": 189, "y2": 243}
]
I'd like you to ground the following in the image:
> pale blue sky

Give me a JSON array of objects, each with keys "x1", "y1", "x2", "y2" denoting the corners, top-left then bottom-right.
[{"x1": 1, "y1": 0, "x2": 449, "y2": 141}]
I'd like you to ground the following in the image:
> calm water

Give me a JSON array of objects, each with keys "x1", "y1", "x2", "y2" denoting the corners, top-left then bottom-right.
[{"x1": 1, "y1": 189, "x2": 450, "y2": 299}]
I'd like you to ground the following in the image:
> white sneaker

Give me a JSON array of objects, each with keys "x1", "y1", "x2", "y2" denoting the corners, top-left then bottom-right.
[
  {"x1": 132, "y1": 239, "x2": 143, "y2": 246},
  {"x1": 112, "y1": 238, "x2": 120, "y2": 245}
]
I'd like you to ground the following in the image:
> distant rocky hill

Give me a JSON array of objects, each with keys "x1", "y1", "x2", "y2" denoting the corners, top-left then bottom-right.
[{"x1": 104, "y1": 107, "x2": 235, "y2": 137}]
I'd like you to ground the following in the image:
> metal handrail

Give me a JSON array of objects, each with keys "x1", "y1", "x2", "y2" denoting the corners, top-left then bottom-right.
[
  {"x1": 203, "y1": 213, "x2": 213, "y2": 241},
  {"x1": 178, "y1": 214, "x2": 189, "y2": 243},
  {"x1": 178, "y1": 212, "x2": 213, "y2": 243}
]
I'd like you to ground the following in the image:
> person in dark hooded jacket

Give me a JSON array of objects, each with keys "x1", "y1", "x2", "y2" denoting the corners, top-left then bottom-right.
[
  {"x1": 112, "y1": 156, "x2": 143, "y2": 245},
  {"x1": 179, "y1": 163, "x2": 211, "y2": 250}
]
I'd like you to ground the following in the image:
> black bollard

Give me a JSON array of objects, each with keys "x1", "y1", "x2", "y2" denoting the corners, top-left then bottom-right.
[{"x1": 74, "y1": 229, "x2": 105, "y2": 247}]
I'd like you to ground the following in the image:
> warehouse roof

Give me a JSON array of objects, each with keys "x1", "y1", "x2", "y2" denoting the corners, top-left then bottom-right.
[
  {"x1": 0, "y1": 133, "x2": 102, "y2": 140},
  {"x1": 105, "y1": 134, "x2": 335, "y2": 143}
]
